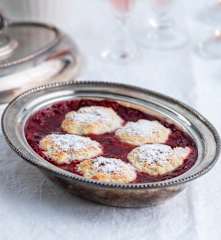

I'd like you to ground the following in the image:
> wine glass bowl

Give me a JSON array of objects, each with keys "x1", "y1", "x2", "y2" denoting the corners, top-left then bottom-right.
[{"x1": 139, "y1": 0, "x2": 187, "y2": 50}]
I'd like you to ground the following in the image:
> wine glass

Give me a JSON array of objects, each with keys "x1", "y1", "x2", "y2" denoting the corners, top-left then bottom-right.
[
  {"x1": 198, "y1": 0, "x2": 221, "y2": 26},
  {"x1": 196, "y1": 1, "x2": 221, "y2": 59},
  {"x1": 101, "y1": 0, "x2": 138, "y2": 63},
  {"x1": 140, "y1": 0, "x2": 187, "y2": 50}
]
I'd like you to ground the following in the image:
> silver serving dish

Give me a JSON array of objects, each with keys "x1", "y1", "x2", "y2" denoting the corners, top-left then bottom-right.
[
  {"x1": 0, "y1": 13, "x2": 81, "y2": 103},
  {"x1": 2, "y1": 81, "x2": 220, "y2": 207}
]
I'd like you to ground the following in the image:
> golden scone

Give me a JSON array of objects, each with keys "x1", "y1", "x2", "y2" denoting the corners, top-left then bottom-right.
[
  {"x1": 61, "y1": 106, "x2": 123, "y2": 135},
  {"x1": 127, "y1": 144, "x2": 191, "y2": 176},
  {"x1": 77, "y1": 156, "x2": 137, "y2": 183},
  {"x1": 39, "y1": 134, "x2": 102, "y2": 164},
  {"x1": 115, "y1": 119, "x2": 171, "y2": 145}
]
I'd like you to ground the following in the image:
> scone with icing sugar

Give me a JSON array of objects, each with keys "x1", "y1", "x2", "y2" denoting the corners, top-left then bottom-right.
[
  {"x1": 39, "y1": 134, "x2": 102, "y2": 164},
  {"x1": 77, "y1": 156, "x2": 137, "y2": 183},
  {"x1": 115, "y1": 119, "x2": 171, "y2": 146},
  {"x1": 61, "y1": 106, "x2": 123, "y2": 135},
  {"x1": 127, "y1": 144, "x2": 191, "y2": 176}
]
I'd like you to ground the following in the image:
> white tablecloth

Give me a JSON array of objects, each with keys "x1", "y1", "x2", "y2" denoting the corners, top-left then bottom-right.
[{"x1": 0, "y1": 0, "x2": 220, "y2": 239}]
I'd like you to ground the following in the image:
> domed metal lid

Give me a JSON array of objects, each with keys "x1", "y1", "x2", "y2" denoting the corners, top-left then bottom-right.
[
  {"x1": 0, "y1": 20, "x2": 61, "y2": 71},
  {"x1": 0, "y1": 13, "x2": 81, "y2": 104}
]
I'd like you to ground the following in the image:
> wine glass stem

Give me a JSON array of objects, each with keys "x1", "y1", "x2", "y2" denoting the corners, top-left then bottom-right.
[
  {"x1": 151, "y1": 11, "x2": 174, "y2": 30},
  {"x1": 117, "y1": 15, "x2": 128, "y2": 43},
  {"x1": 115, "y1": 14, "x2": 133, "y2": 58}
]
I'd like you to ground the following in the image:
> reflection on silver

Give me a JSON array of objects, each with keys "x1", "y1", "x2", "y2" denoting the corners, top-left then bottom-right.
[
  {"x1": 2, "y1": 81, "x2": 220, "y2": 207},
  {"x1": 0, "y1": 13, "x2": 81, "y2": 103}
]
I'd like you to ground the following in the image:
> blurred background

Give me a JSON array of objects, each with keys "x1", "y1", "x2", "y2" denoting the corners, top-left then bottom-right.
[
  {"x1": 0, "y1": 1, "x2": 221, "y2": 240},
  {"x1": 0, "y1": 0, "x2": 218, "y2": 117}
]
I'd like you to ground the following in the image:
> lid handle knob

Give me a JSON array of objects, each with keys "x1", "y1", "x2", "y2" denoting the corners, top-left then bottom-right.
[
  {"x1": 0, "y1": 12, "x2": 8, "y2": 31},
  {"x1": 0, "y1": 12, "x2": 18, "y2": 60}
]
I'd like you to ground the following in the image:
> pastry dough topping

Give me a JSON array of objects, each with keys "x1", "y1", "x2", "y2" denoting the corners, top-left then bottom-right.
[{"x1": 116, "y1": 119, "x2": 171, "y2": 145}]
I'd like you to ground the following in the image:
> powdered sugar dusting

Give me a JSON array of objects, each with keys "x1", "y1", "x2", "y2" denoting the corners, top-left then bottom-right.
[
  {"x1": 92, "y1": 156, "x2": 134, "y2": 174},
  {"x1": 66, "y1": 106, "x2": 117, "y2": 124},
  {"x1": 50, "y1": 134, "x2": 100, "y2": 151},
  {"x1": 117, "y1": 120, "x2": 164, "y2": 137},
  {"x1": 132, "y1": 144, "x2": 173, "y2": 165},
  {"x1": 174, "y1": 147, "x2": 191, "y2": 159},
  {"x1": 70, "y1": 112, "x2": 101, "y2": 123}
]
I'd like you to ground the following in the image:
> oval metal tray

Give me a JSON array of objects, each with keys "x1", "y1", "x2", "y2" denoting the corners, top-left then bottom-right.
[{"x1": 2, "y1": 81, "x2": 220, "y2": 207}]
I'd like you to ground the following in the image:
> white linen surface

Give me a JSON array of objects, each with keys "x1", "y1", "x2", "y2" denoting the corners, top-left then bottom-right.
[{"x1": 0, "y1": 0, "x2": 220, "y2": 239}]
